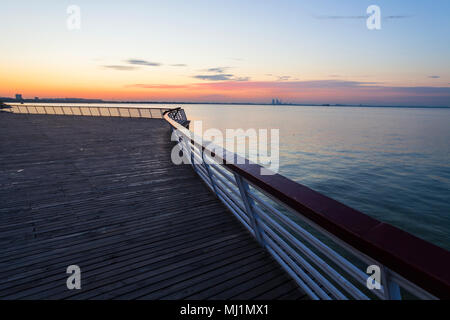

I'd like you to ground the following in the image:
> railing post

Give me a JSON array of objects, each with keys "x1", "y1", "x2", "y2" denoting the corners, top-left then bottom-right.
[
  {"x1": 191, "y1": 144, "x2": 207, "y2": 182},
  {"x1": 201, "y1": 149, "x2": 218, "y2": 195},
  {"x1": 189, "y1": 140, "x2": 198, "y2": 172},
  {"x1": 234, "y1": 174, "x2": 265, "y2": 246},
  {"x1": 382, "y1": 267, "x2": 402, "y2": 300},
  {"x1": 189, "y1": 141, "x2": 206, "y2": 182}
]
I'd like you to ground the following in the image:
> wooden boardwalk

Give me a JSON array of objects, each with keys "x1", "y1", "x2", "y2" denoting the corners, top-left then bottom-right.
[{"x1": 0, "y1": 112, "x2": 305, "y2": 300}]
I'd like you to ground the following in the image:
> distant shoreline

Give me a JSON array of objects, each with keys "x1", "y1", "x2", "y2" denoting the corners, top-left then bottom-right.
[{"x1": 1, "y1": 98, "x2": 448, "y2": 109}]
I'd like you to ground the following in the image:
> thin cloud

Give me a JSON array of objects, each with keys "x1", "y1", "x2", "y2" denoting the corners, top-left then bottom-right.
[
  {"x1": 193, "y1": 73, "x2": 250, "y2": 81},
  {"x1": 278, "y1": 76, "x2": 292, "y2": 81},
  {"x1": 194, "y1": 66, "x2": 250, "y2": 81},
  {"x1": 314, "y1": 14, "x2": 412, "y2": 20},
  {"x1": 314, "y1": 15, "x2": 366, "y2": 20},
  {"x1": 266, "y1": 74, "x2": 298, "y2": 81},
  {"x1": 429, "y1": 75, "x2": 440, "y2": 79},
  {"x1": 103, "y1": 65, "x2": 137, "y2": 71},
  {"x1": 171, "y1": 64, "x2": 187, "y2": 67},
  {"x1": 384, "y1": 15, "x2": 412, "y2": 20},
  {"x1": 126, "y1": 59, "x2": 162, "y2": 67},
  {"x1": 203, "y1": 67, "x2": 229, "y2": 73},
  {"x1": 126, "y1": 84, "x2": 189, "y2": 89},
  {"x1": 193, "y1": 74, "x2": 235, "y2": 81},
  {"x1": 233, "y1": 77, "x2": 251, "y2": 82}
]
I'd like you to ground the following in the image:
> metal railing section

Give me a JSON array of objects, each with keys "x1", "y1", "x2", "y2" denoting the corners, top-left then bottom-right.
[
  {"x1": 4, "y1": 104, "x2": 170, "y2": 119},
  {"x1": 164, "y1": 108, "x2": 450, "y2": 300}
]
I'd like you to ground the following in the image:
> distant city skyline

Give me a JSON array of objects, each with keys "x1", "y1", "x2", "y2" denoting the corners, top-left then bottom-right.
[
  {"x1": 1, "y1": 1, "x2": 449, "y2": 106},
  {"x1": 4, "y1": 93, "x2": 448, "y2": 108}
]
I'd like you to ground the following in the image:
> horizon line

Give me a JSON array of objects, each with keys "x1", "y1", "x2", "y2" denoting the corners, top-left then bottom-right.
[{"x1": 2, "y1": 96, "x2": 448, "y2": 109}]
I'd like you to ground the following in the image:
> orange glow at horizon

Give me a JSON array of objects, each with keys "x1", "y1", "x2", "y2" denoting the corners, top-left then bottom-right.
[
  {"x1": 2, "y1": 77, "x2": 449, "y2": 106},
  {"x1": 1, "y1": 59, "x2": 449, "y2": 106}
]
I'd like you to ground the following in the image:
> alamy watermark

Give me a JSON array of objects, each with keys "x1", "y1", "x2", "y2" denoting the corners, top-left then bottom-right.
[
  {"x1": 65, "y1": 5, "x2": 382, "y2": 32},
  {"x1": 366, "y1": 265, "x2": 382, "y2": 290},
  {"x1": 66, "y1": 265, "x2": 81, "y2": 290},
  {"x1": 170, "y1": 120, "x2": 280, "y2": 175},
  {"x1": 367, "y1": 5, "x2": 381, "y2": 30},
  {"x1": 67, "y1": 5, "x2": 81, "y2": 31}
]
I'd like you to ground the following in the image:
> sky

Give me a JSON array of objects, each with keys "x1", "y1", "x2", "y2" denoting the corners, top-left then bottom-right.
[{"x1": 1, "y1": 0, "x2": 449, "y2": 106}]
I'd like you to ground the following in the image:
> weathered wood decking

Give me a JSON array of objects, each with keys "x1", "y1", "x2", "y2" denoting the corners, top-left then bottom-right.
[{"x1": 0, "y1": 112, "x2": 305, "y2": 300}]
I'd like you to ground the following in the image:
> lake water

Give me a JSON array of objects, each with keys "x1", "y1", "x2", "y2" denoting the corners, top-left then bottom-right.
[
  {"x1": 180, "y1": 104, "x2": 450, "y2": 250},
  {"x1": 15, "y1": 103, "x2": 450, "y2": 250}
]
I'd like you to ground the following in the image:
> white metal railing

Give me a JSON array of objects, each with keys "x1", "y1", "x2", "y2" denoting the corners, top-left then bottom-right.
[
  {"x1": 4, "y1": 104, "x2": 170, "y2": 119},
  {"x1": 164, "y1": 108, "x2": 450, "y2": 300}
]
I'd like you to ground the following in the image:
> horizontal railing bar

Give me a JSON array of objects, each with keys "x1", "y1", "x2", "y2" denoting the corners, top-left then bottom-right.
[
  {"x1": 207, "y1": 163, "x2": 236, "y2": 185},
  {"x1": 213, "y1": 177, "x2": 247, "y2": 214},
  {"x1": 208, "y1": 166, "x2": 241, "y2": 198},
  {"x1": 246, "y1": 183, "x2": 382, "y2": 271},
  {"x1": 195, "y1": 163, "x2": 211, "y2": 181},
  {"x1": 207, "y1": 162, "x2": 237, "y2": 185},
  {"x1": 203, "y1": 153, "x2": 233, "y2": 176},
  {"x1": 255, "y1": 205, "x2": 369, "y2": 300},
  {"x1": 263, "y1": 233, "x2": 320, "y2": 300},
  {"x1": 214, "y1": 181, "x2": 250, "y2": 225},
  {"x1": 247, "y1": 188, "x2": 381, "y2": 295},
  {"x1": 191, "y1": 151, "x2": 205, "y2": 167},
  {"x1": 190, "y1": 140, "x2": 205, "y2": 154},
  {"x1": 260, "y1": 222, "x2": 334, "y2": 300}
]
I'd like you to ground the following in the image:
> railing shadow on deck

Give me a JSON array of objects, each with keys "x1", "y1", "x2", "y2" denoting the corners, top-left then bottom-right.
[{"x1": 164, "y1": 108, "x2": 450, "y2": 300}]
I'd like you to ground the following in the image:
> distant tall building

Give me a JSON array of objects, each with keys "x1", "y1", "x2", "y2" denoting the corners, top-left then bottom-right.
[
  {"x1": 35, "y1": 97, "x2": 39, "y2": 101},
  {"x1": 15, "y1": 94, "x2": 23, "y2": 101},
  {"x1": 272, "y1": 98, "x2": 283, "y2": 105}
]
